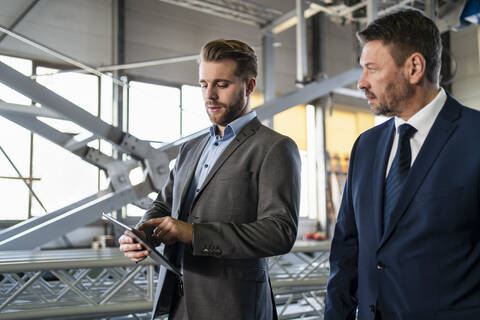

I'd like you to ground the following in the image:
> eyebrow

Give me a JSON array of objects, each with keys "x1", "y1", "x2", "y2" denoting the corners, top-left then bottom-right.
[{"x1": 199, "y1": 79, "x2": 233, "y2": 84}]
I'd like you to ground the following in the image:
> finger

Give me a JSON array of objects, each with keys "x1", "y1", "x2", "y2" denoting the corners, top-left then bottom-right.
[
  {"x1": 158, "y1": 227, "x2": 176, "y2": 243},
  {"x1": 118, "y1": 234, "x2": 134, "y2": 244},
  {"x1": 138, "y1": 217, "x2": 167, "y2": 229},
  {"x1": 154, "y1": 219, "x2": 175, "y2": 239},
  {"x1": 119, "y1": 243, "x2": 144, "y2": 252},
  {"x1": 124, "y1": 249, "x2": 149, "y2": 261}
]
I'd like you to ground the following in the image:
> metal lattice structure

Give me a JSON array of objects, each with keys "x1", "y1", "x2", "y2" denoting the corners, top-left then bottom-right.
[
  {"x1": 0, "y1": 249, "x2": 156, "y2": 319},
  {"x1": 270, "y1": 241, "x2": 330, "y2": 320},
  {"x1": 0, "y1": 242, "x2": 330, "y2": 319},
  {"x1": 156, "y1": 0, "x2": 283, "y2": 27}
]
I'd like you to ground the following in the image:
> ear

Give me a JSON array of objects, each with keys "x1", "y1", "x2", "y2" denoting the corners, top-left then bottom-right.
[
  {"x1": 405, "y1": 53, "x2": 426, "y2": 85},
  {"x1": 246, "y1": 77, "x2": 256, "y2": 96}
]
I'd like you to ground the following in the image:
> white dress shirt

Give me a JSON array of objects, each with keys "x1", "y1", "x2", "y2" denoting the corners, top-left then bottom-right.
[{"x1": 385, "y1": 88, "x2": 447, "y2": 177}]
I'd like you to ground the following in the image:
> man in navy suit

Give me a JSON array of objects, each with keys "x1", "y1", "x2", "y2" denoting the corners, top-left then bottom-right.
[{"x1": 325, "y1": 9, "x2": 480, "y2": 320}]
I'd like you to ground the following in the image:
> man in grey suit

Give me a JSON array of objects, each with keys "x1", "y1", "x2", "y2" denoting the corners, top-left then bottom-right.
[{"x1": 119, "y1": 39, "x2": 301, "y2": 320}]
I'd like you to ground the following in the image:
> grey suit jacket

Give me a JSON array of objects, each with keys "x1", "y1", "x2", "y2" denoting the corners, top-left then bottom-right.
[{"x1": 138, "y1": 117, "x2": 301, "y2": 320}]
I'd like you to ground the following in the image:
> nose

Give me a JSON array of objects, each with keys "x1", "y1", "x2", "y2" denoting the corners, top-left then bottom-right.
[
  {"x1": 357, "y1": 69, "x2": 369, "y2": 90},
  {"x1": 207, "y1": 86, "x2": 218, "y2": 100}
]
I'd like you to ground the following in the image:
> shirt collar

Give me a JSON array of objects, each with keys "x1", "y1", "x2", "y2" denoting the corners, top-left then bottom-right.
[
  {"x1": 208, "y1": 111, "x2": 257, "y2": 140},
  {"x1": 394, "y1": 88, "x2": 446, "y2": 137}
]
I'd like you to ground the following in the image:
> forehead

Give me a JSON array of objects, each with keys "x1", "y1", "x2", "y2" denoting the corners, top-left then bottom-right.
[
  {"x1": 199, "y1": 59, "x2": 238, "y2": 80},
  {"x1": 359, "y1": 40, "x2": 395, "y2": 66}
]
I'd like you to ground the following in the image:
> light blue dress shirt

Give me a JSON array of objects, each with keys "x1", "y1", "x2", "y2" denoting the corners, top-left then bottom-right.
[{"x1": 179, "y1": 111, "x2": 257, "y2": 219}]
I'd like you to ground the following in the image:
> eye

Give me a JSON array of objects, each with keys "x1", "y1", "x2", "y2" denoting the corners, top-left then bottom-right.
[
  {"x1": 216, "y1": 81, "x2": 229, "y2": 88},
  {"x1": 199, "y1": 83, "x2": 207, "y2": 89}
]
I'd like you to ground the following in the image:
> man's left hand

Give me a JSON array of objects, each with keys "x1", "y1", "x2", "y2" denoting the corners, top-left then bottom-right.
[{"x1": 139, "y1": 217, "x2": 193, "y2": 245}]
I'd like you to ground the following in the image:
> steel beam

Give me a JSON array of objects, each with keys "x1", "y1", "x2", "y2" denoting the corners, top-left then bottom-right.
[
  {"x1": 0, "y1": 182, "x2": 151, "y2": 250},
  {"x1": 0, "y1": 0, "x2": 40, "y2": 43},
  {"x1": 0, "y1": 193, "x2": 103, "y2": 243},
  {"x1": 0, "y1": 61, "x2": 125, "y2": 149},
  {"x1": 0, "y1": 101, "x2": 64, "y2": 119},
  {"x1": 156, "y1": 0, "x2": 282, "y2": 27},
  {"x1": 254, "y1": 67, "x2": 362, "y2": 120}
]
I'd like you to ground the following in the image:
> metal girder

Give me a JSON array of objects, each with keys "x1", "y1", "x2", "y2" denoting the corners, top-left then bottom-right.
[
  {"x1": 0, "y1": 61, "x2": 172, "y2": 250},
  {"x1": 0, "y1": 242, "x2": 330, "y2": 319},
  {"x1": 0, "y1": 193, "x2": 104, "y2": 243},
  {"x1": 0, "y1": 0, "x2": 40, "y2": 43},
  {"x1": 254, "y1": 67, "x2": 363, "y2": 120},
  {"x1": 157, "y1": 0, "x2": 282, "y2": 27},
  {"x1": 0, "y1": 101, "x2": 64, "y2": 119},
  {"x1": 0, "y1": 183, "x2": 151, "y2": 250}
]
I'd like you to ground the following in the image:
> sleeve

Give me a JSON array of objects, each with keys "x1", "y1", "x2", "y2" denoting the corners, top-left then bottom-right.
[
  {"x1": 192, "y1": 137, "x2": 301, "y2": 258},
  {"x1": 324, "y1": 137, "x2": 360, "y2": 320},
  {"x1": 135, "y1": 144, "x2": 183, "y2": 242}
]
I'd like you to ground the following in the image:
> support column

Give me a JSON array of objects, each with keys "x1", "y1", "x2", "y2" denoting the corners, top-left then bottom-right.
[
  {"x1": 296, "y1": 0, "x2": 308, "y2": 87},
  {"x1": 425, "y1": 0, "x2": 436, "y2": 22},
  {"x1": 315, "y1": 102, "x2": 328, "y2": 234},
  {"x1": 112, "y1": 0, "x2": 126, "y2": 220},
  {"x1": 262, "y1": 31, "x2": 275, "y2": 128},
  {"x1": 367, "y1": 0, "x2": 378, "y2": 24}
]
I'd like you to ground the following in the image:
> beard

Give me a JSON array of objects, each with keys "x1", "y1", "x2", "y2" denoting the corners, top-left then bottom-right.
[
  {"x1": 205, "y1": 91, "x2": 247, "y2": 127},
  {"x1": 368, "y1": 75, "x2": 415, "y2": 117}
]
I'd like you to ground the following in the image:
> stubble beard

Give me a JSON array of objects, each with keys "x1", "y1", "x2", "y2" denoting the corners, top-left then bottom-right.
[
  {"x1": 206, "y1": 91, "x2": 247, "y2": 127},
  {"x1": 370, "y1": 76, "x2": 415, "y2": 118}
]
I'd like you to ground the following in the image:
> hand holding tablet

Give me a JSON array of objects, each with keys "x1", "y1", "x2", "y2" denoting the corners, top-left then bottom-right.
[{"x1": 103, "y1": 213, "x2": 182, "y2": 278}]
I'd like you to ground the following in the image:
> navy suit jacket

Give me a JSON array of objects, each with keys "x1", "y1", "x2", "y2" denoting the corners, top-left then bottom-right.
[{"x1": 325, "y1": 95, "x2": 480, "y2": 320}]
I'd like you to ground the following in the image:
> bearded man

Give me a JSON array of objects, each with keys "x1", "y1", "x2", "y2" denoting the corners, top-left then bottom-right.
[
  {"x1": 325, "y1": 9, "x2": 480, "y2": 320},
  {"x1": 119, "y1": 39, "x2": 301, "y2": 320}
]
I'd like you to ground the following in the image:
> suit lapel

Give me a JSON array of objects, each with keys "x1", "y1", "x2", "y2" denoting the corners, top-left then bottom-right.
[
  {"x1": 174, "y1": 134, "x2": 210, "y2": 219},
  {"x1": 372, "y1": 119, "x2": 395, "y2": 246},
  {"x1": 194, "y1": 118, "x2": 260, "y2": 199},
  {"x1": 378, "y1": 96, "x2": 461, "y2": 249}
]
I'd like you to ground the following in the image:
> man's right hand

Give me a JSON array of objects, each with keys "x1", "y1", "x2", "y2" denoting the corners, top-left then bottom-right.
[{"x1": 118, "y1": 231, "x2": 150, "y2": 262}]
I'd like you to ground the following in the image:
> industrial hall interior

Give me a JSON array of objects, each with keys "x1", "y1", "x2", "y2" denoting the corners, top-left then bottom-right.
[{"x1": 0, "y1": 0, "x2": 479, "y2": 319}]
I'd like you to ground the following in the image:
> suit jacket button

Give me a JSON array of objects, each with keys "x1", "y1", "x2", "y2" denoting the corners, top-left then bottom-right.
[
  {"x1": 376, "y1": 262, "x2": 385, "y2": 270},
  {"x1": 369, "y1": 305, "x2": 376, "y2": 313},
  {"x1": 203, "y1": 248, "x2": 209, "y2": 253}
]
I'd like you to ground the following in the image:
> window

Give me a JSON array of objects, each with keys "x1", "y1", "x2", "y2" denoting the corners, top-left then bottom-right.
[
  {"x1": 30, "y1": 67, "x2": 99, "y2": 217},
  {"x1": 0, "y1": 56, "x2": 33, "y2": 220},
  {"x1": 128, "y1": 81, "x2": 181, "y2": 143},
  {"x1": 181, "y1": 85, "x2": 210, "y2": 136},
  {"x1": 127, "y1": 81, "x2": 181, "y2": 216}
]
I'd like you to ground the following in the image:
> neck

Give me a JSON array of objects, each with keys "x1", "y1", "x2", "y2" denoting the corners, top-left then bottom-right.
[
  {"x1": 216, "y1": 125, "x2": 225, "y2": 137},
  {"x1": 398, "y1": 84, "x2": 440, "y2": 121}
]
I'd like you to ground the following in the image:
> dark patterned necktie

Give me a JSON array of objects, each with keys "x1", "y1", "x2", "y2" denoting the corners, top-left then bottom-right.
[{"x1": 383, "y1": 123, "x2": 417, "y2": 233}]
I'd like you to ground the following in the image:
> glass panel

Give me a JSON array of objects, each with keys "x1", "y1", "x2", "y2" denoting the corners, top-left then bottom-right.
[
  {"x1": 0, "y1": 55, "x2": 32, "y2": 220},
  {"x1": 181, "y1": 85, "x2": 210, "y2": 136},
  {"x1": 128, "y1": 81, "x2": 180, "y2": 143},
  {"x1": 31, "y1": 67, "x2": 99, "y2": 216}
]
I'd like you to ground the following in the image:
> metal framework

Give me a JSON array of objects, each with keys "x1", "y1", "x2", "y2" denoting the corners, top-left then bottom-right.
[
  {"x1": 0, "y1": 40, "x2": 360, "y2": 249},
  {"x1": 0, "y1": 249, "x2": 156, "y2": 319},
  {"x1": 0, "y1": 242, "x2": 330, "y2": 319},
  {"x1": 156, "y1": 0, "x2": 282, "y2": 27}
]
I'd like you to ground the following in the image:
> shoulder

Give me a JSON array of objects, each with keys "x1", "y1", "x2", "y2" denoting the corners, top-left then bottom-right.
[
  {"x1": 179, "y1": 132, "x2": 209, "y2": 152},
  {"x1": 442, "y1": 95, "x2": 480, "y2": 133},
  {"x1": 356, "y1": 118, "x2": 393, "y2": 145}
]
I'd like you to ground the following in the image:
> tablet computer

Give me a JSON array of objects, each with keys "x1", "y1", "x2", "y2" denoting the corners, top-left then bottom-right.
[{"x1": 102, "y1": 213, "x2": 182, "y2": 278}]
